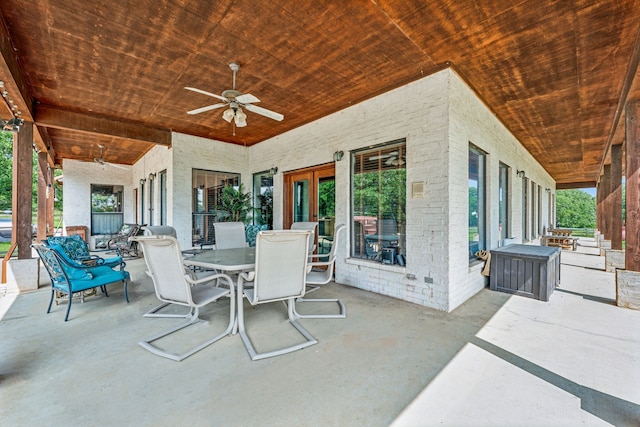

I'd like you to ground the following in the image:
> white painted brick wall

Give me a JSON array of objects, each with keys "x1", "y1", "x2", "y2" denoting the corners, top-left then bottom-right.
[
  {"x1": 61, "y1": 67, "x2": 554, "y2": 312},
  {"x1": 63, "y1": 159, "x2": 133, "y2": 237}
]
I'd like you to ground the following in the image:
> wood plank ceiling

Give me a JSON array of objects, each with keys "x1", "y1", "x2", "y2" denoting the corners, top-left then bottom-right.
[{"x1": 0, "y1": 0, "x2": 638, "y2": 186}]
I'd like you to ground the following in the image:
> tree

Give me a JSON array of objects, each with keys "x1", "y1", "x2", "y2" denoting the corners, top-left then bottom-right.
[{"x1": 556, "y1": 189, "x2": 596, "y2": 228}]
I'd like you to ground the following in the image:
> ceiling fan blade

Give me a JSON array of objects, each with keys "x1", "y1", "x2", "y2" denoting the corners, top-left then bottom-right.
[
  {"x1": 236, "y1": 93, "x2": 260, "y2": 104},
  {"x1": 369, "y1": 151, "x2": 398, "y2": 161},
  {"x1": 184, "y1": 87, "x2": 227, "y2": 101},
  {"x1": 244, "y1": 104, "x2": 284, "y2": 121},
  {"x1": 107, "y1": 162, "x2": 129, "y2": 170},
  {"x1": 187, "y1": 103, "x2": 227, "y2": 115}
]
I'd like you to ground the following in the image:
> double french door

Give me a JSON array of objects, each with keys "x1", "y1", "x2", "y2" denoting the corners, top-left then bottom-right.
[{"x1": 284, "y1": 163, "x2": 335, "y2": 254}]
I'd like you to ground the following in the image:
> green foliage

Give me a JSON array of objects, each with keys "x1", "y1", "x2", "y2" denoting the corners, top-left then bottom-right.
[
  {"x1": 255, "y1": 187, "x2": 273, "y2": 227},
  {"x1": 556, "y1": 189, "x2": 596, "y2": 228},
  {"x1": 217, "y1": 184, "x2": 253, "y2": 223},
  {"x1": 353, "y1": 169, "x2": 406, "y2": 221},
  {"x1": 0, "y1": 132, "x2": 12, "y2": 210}
]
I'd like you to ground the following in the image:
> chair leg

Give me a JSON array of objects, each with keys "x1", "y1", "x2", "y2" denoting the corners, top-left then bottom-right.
[
  {"x1": 138, "y1": 297, "x2": 235, "y2": 362},
  {"x1": 237, "y1": 297, "x2": 317, "y2": 361},
  {"x1": 47, "y1": 289, "x2": 55, "y2": 314},
  {"x1": 64, "y1": 292, "x2": 73, "y2": 321},
  {"x1": 291, "y1": 295, "x2": 347, "y2": 319},
  {"x1": 123, "y1": 279, "x2": 129, "y2": 303}
]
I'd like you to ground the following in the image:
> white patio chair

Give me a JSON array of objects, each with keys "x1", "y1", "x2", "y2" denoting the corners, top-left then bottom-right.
[
  {"x1": 236, "y1": 230, "x2": 317, "y2": 361},
  {"x1": 214, "y1": 222, "x2": 247, "y2": 249},
  {"x1": 133, "y1": 235, "x2": 235, "y2": 362},
  {"x1": 291, "y1": 221, "x2": 318, "y2": 255},
  {"x1": 292, "y1": 224, "x2": 346, "y2": 319},
  {"x1": 139, "y1": 225, "x2": 198, "y2": 318}
]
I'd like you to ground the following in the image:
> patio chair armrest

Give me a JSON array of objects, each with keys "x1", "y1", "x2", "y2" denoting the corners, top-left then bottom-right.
[{"x1": 187, "y1": 271, "x2": 235, "y2": 289}]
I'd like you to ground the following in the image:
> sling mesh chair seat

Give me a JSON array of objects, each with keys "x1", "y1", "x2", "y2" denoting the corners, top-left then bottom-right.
[
  {"x1": 236, "y1": 230, "x2": 317, "y2": 361},
  {"x1": 133, "y1": 235, "x2": 235, "y2": 362},
  {"x1": 293, "y1": 223, "x2": 347, "y2": 319}
]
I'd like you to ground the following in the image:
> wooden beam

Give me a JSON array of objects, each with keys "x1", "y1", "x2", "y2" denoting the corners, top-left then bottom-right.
[
  {"x1": 12, "y1": 121, "x2": 33, "y2": 259},
  {"x1": 611, "y1": 144, "x2": 623, "y2": 250},
  {"x1": 602, "y1": 164, "x2": 611, "y2": 240},
  {"x1": 555, "y1": 181, "x2": 597, "y2": 190},
  {"x1": 37, "y1": 152, "x2": 53, "y2": 242},
  {"x1": 598, "y1": 25, "x2": 640, "y2": 181},
  {"x1": 626, "y1": 100, "x2": 640, "y2": 271},
  {"x1": 0, "y1": 14, "x2": 53, "y2": 162},
  {"x1": 35, "y1": 104, "x2": 172, "y2": 146}
]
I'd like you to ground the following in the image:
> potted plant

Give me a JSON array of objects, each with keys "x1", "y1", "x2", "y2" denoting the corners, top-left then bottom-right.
[{"x1": 217, "y1": 184, "x2": 253, "y2": 223}]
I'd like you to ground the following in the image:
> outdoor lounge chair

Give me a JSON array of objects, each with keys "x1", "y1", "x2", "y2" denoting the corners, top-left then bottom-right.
[
  {"x1": 33, "y1": 244, "x2": 130, "y2": 321},
  {"x1": 44, "y1": 234, "x2": 123, "y2": 269},
  {"x1": 293, "y1": 223, "x2": 347, "y2": 319},
  {"x1": 236, "y1": 230, "x2": 317, "y2": 361},
  {"x1": 133, "y1": 235, "x2": 235, "y2": 362},
  {"x1": 107, "y1": 223, "x2": 144, "y2": 257}
]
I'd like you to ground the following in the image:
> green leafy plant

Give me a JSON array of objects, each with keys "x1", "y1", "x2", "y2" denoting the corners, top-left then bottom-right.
[{"x1": 217, "y1": 183, "x2": 253, "y2": 223}]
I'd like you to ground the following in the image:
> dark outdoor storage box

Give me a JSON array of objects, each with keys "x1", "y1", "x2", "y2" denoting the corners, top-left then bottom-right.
[{"x1": 489, "y1": 244, "x2": 561, "y2": 302}]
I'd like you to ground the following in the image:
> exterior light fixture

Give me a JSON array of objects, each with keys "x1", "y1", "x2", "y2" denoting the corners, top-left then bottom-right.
[
  {"x1": 516, "y1": 170, "x2": 525, "y2": 178},
  {"x1": 148, "y1": 173, "x2": 156, "y2": 181},
  {"x1": 333, "y1": 150, "x2": 344, "y2": 162},
  {"x1": 269, "y1": 167, "x2": 278, "y2": 175},
  {"x1": 139, "y1": 178, "x2": 146, "y2": 186}
]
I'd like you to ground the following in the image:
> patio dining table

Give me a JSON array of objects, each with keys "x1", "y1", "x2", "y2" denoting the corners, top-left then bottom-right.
[{"x1": 183, "y1": 247, "x2": 256, "y2": 274}]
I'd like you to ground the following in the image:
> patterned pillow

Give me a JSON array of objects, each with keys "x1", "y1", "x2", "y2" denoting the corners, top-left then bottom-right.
[{"x1": 46, "y1": 235, "x2": 90, "y2": 260}]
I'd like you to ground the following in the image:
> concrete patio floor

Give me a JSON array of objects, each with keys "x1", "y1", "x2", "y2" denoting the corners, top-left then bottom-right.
[{"x1": 1, "y1": 238, "x2": 639, "y2": 426}]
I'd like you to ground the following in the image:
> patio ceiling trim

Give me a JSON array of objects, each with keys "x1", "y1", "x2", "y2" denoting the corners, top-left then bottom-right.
[
  {"x1": 597, "y1": 25, "x2": 640, "y2": 184},
  {"x1": 0, "y1": 13, "x2": 54, "y2": 165},
  {"x1": 35, "y1": 104, "x2": 172, "y2": 147}
]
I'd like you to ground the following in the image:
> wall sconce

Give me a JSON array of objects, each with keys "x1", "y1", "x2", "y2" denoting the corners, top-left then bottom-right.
[
  {"x1": 333, "y1": 150, "x2": 344, "y2": 162},
  {"x1": 139, "y1": 178, "x2": 146, "y2": 185},
  {"x1": 269, "y1": 167, "x2": 278, "y2": 175},
  {"x1": 516, "y1": 170, "x2": 525, "y2": 178},
  {"x1": 545, "y1": 187, "x2": 551, "y2": 193},
  {"x1": 148, "y1": 172, "x2": 156, "y2": 181}
]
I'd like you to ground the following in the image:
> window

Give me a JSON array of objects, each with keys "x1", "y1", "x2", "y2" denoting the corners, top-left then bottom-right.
[
  {"x1": 538, "y1": 185, "x2": 543, "y2": 235},
  {"x1": 90, "y1": 184, "x2": 123, "y2": 236},
  {"x1": 253, "y1": 170, "x2": 274, "y2": 229},
  {"x1": 192, "y1": 169, "x2": 240, "y2": 247},
  {"x1": 159, "y1": 170, "x2": 167, "y2": 225},
  {"x1": 140, "y1": 180, "x2": 145, "y2": 225},
  {"x1": 351, "y1": 140, "x2": 406, "y2": 265},
  {"x1": 531, "y1": 181, "x2": 537, "y2": 238},
  {"x1": 523, "y1": 178, "x2": 529, "y2": 241},
  {"x1": 498, "y1": 162, "x2": 509, "y2": 241},
  {"x1": 469, "y1": 145, "x2": 486, "y2": 261},
  {"x1": 148, "y1": 174, "x2": 155, "y2": 226}
]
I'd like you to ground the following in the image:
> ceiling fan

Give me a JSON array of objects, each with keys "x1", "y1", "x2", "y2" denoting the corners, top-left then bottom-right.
[
  {"x1": 369, "y1": 151, "x2": 405, "y2": 166},
  {"x1": 185, "y1": 62, "x2": 284, "y2": 129},
  {"x1": 94, "y1": 145, "x2": 127, "y2": 169}
]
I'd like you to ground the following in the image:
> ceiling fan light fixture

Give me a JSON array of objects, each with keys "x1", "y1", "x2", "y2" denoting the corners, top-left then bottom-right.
[
  {"x1": 235, "y1": 108, "x2": 247, "y2": 127},
  {"x1": 222, "y1": 108, "x2": 235, "y2": 123}
]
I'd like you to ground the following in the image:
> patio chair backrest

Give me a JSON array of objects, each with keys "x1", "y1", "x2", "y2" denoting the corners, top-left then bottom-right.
[
  {"x1": 252, "y1": 230, "x2": 311, "y2": 303},
  {"x1": 142, "y1": 225, "x2": 177, "y2": 238},
  {"x1": 290, "y1": 221, "x2": 318, "y2": 254},
  {"x1": 134, "y1": 236, "x2": 192, "y2": 306},
  {"x1": 213, "y1": 222, "x2": 247, "y2": 249}
]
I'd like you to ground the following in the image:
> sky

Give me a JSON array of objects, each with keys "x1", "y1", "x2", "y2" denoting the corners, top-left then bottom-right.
[{"x1": 580, "y1": 188, "x2": 596, "y2": 196}]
